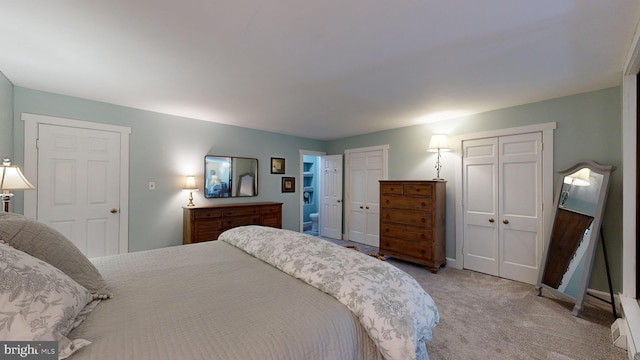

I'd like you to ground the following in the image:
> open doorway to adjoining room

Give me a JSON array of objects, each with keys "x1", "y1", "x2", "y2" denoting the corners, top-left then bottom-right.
[{"x1": 299, "y1": 150, "x2": 325, "y2": 236}]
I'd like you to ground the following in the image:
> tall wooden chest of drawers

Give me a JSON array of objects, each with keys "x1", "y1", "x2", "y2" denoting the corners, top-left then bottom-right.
[
  {"x1": 379, "y1": 180, "x2": 446, "y2": 273},
  {"x1": 183, "y1": 202, "x2": 282, "y2": 244}
]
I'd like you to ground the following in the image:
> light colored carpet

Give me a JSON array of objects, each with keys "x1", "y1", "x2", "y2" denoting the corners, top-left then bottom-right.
[{"x1": 321, "y1": 237, "x2": 624, "y2": 360}]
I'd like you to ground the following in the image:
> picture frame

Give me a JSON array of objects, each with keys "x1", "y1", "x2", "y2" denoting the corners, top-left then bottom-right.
[
  {"x1": 271, "y1": 157, "x2": 285, "y2": 174},
  {"x1": 281, "y1": 177, "x2": 295, "y2": 193}
]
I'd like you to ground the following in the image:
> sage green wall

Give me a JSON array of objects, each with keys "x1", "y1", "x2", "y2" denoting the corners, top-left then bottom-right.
[
  {"x1": 327, "y1": 87, "x2": 622, "y2": 292},
  {"x1": 0, "y1": 72, "x2": 12, "y2": 158},
  {"x1": 12, "y1": 87, "x2": 326, "y2": 252},
  {"x1": 7, "y1": 85, "x2": 623, "y2": 292}
]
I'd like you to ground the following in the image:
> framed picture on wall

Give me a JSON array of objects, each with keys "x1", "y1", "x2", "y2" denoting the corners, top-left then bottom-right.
[
  {"x1": 271, "y1": 157, "x2": 285, "y2": 174},
  {"x1": 281, "y1": 177, "x2": 295, "y2": 193}
]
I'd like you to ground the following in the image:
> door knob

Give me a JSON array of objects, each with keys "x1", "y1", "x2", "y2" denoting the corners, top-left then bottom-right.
[
  {"x1": 503, "y1": 219, "x2": 509, "y2": 224},
  {"x1": 337, "y1": 199, "x2": 341, "y2": 203},
  {"x1": 359, "y1": 206, "x2": 364, "y2": 209},
  {"x1": 110, "y1": 208, "x2": 119, "y2": 214},
  {"x1": 365, "y1": 206, "x2": 369, "y2": 210},
  {"x1": 488, "y1": 218, "x2": 495, "y2": 223}
]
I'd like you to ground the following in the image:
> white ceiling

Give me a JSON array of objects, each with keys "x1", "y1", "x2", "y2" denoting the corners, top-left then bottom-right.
[{"x1": 1, "y1": 1, "x2": 639, "y2": 140}]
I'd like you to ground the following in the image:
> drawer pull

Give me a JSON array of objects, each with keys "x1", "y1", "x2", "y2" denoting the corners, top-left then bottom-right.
[
  {"x1": 386, "y1": 200, "x2": 390, "y2": 204},
  {"x1": 421, "y1": 202, "x2": 426, "y2": 207},
  {"x1": 421, "y1": 218, "x2": 426, "y2": 223},
  {"x1": 385, "y1": 214, "x2": 390, "y2": 219},
  {"x1": 421, "y1": 234, "x2": 426, "y2": 239},
  {"x1": 421, "y1": 249, "x2": 426, "y2": 255},
  {"x1": 385, "y1": 228, "x2": 390, "y2": 233}
]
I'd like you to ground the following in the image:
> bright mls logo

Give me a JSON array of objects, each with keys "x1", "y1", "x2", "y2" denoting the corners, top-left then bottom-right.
[{"x1": 1, "y1": 342, "x2": 57, "y2": 360}]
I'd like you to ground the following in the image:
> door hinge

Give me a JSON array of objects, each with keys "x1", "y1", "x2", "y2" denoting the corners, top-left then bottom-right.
[{"x1": 36, "y1": 139, "x2": 39, "y2": 149}]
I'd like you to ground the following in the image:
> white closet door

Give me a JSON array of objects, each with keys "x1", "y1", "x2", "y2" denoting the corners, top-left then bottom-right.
[
  {"x1": 463, "y1": 137, "x2": 500, "y2": 276},
  {"x1": 498, "y1": 133, "x2": 543, "y2": 284},
  {"x1": 463, "y1": 132, "x2": 542, "y2": 284},
  {"x1": 348, "y1": 148, "x2": 383, "y2": 247}
]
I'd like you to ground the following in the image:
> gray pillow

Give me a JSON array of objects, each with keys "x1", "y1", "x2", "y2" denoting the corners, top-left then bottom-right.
[{"x1": 0, "y1": 212, "x2": 112, "y2": 299}]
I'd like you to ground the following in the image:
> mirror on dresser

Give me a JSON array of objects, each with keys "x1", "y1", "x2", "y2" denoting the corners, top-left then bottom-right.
[
  {"x1": 536, "y1": 160, "x2": 615, "y2": 316},
  {"x1": 204, "y1": 155, "x2": 258, "y2": 198}
]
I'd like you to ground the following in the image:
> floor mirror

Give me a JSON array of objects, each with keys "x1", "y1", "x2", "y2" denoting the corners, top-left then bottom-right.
[{"x1": 536, "y1": 160, "x2": 615, "y2": 316}]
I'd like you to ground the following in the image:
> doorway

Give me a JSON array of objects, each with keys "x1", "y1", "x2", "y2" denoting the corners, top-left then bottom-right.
[
  {"x1": 22, "y1": 113, "x2": 131, "y2": 256},
  {"x1": 299, "y1": 150, "x2": 343, "y2": 239},
  {"x1": 302, "y1": 153, "x2": 321, "y2": 236},
  {"x1": 345, "y1": 145, "x2": 389, "y2": 247},
  {"x1": 462, "y1": 132, "x2": 543, "y2": 285},
  {"x1": 456, "y1": 122, "x2": 556, "y2": 283}
]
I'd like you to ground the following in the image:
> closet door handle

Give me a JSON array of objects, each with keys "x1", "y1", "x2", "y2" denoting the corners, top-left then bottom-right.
[
  {"x1": 488, "y1": 218, "x2": 495, "y2": 223},
  {"x1": 503, "y1": 219, "x2": 509, "y2": 224}
]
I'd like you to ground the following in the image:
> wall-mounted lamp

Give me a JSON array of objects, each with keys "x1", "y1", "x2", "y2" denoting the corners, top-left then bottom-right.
[
  {"x1": 0, "y1": 158, "x2": 36, "y2": 212},
  {"x1": 183, "y1": 176, "x2": 199, "y2": 207},
  {"x1": 427, "y1": 134, "x2": 451, "y2": 180}
]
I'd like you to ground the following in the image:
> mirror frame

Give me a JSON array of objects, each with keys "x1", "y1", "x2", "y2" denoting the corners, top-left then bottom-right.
[
  {"x1": 204, "y1": 155, "x2": 258, "y2": 198},
  {"x1": 536, "y1": 160, "x2": 615, "y2": 316}
]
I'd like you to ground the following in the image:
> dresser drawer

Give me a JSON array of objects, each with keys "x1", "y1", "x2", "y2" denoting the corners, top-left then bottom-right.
[
  {"x1": 194, "y1": 220, "x2": 222, "y2": 242},
  {"x1": 404, "y1": 183, "x2": 433, "y2": 197},
  {"x1": 380, "y1": 182, "x2": 403, "y2": 195},
  {"x1": 261, "y1": 214, "x2": 280, "y2": 228},
  {"x1": 223, "y1": 207, "x2": 260, "y2": 217},
  {"x1": 381, "y1": 195, "x2": 433, "y2": 211},
  {"x1": 194, "y1": 208, "x2": 223, "y2": 220},
  {"x1": 381, "y1": 209, "x2": 433, "y2": 227},
  {"x1": 222, "y1": 216, "x2": 261, "y2": 229},
  {"x1": 380, "y1": 222, "x2": 433, "y2": 242},
  {"x1": 380, "y1": 236, "x2": 433, "y2": 261},
  {"x1": 260, "y1": 205, "x2": 281, "y2": 215}
]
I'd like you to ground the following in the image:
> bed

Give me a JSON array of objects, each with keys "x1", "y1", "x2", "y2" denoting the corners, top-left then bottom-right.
[{"x1": 0, "y1": 213, "x2": 439, "y2": 360}]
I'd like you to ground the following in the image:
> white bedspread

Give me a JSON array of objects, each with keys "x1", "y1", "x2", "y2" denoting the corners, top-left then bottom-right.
[{"x1": 220, "y1": 226, "x2": 439, "y2": 360}]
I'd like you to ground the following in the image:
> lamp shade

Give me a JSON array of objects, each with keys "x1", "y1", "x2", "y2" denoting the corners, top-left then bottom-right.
[
  {"x1": 563, "y1": 168, "x2": 590, "y2": 187},
  {"x1": 427, "y1": 134, "x2": 451, "y2": 152},
  {"x1": 0, "y1": 164, "x2": 35, "y2": 190},
  {"x1": 183, "y1": 176, "x2": 199, "y2": 191}
]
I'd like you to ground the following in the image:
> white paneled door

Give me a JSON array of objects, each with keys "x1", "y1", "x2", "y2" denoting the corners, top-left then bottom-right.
[
  {"x1": 37, "y1": 124, "x2": 122, "y2": 258},
  {"x1": 348, "y1": 148, "x2": 384, "y2": 247},
  {"x1": 320, "y1": 154, "x2": 343, "y2": 239},
  {"x1": 463, "y1": 132, "x2": 543, "y2": 285}
]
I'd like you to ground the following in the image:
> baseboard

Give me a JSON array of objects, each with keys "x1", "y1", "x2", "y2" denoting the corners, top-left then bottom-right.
[
  {"x1": 446, "y1": 257, "x2": 461, "y2": 269},
  {"x1": 585, "y1": 288, "x2": 620, "y2": 314},
  {"x1": 620, "y1": 296, "x2": 640, "y2": 360}
]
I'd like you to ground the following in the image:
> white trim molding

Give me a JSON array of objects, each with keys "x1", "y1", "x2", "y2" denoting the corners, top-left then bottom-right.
[
  {"x1": 22, "y1": 113, "x2": 131, "y2": 254},
  {"x1": 621, "y1": 16, "x2": 640, "y2": 360}
]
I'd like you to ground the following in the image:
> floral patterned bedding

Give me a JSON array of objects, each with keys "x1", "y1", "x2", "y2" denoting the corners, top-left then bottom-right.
[{"x1": 219, "y1": 226, "x2": 439, "y2": 360}]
